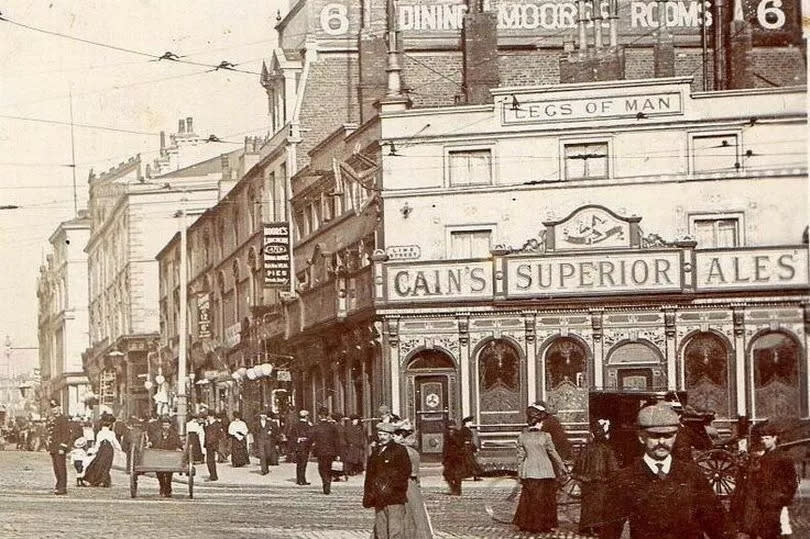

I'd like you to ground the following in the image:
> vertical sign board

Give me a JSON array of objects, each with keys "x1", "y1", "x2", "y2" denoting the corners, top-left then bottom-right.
[
  {"x1": 197, "y1": 293, "x2": 211, "y2": 339},
  {"x1": 263, "y1": 223, "x2": 291, "y2": 288}
]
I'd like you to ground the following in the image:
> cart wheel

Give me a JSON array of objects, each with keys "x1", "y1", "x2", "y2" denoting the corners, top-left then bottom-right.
[
  {"x1": 484, "y1": 475, "x2": 521, "y2": 524},
  {"x1": 695, "y1": 449, "x2": 737, "y2": 496},
  {"x1": 188, "y1": 470, "x2": 194, "y2": 499},
  {"x1": 129, "y1": 472, "x2": 137, "y2": 498},
  {"x1": 557, "y1": 475, "x2": 582, "y2": 525}
]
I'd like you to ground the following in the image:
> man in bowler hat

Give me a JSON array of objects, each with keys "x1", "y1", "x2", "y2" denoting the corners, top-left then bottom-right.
[
  {"x1": 46, "y1": 399, "x2": 72, "y2": 495},
  {"x1": 600, "y1": 404, "x2": 732, "y2": 539},
  {"x1": 288, "y1": 409, "x2": 313, "y2": 485},
  {"x1": 310, "y1": 407, "x2": 342, "y2": 494}
]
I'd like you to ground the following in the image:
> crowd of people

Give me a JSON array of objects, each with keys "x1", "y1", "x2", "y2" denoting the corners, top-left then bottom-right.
[{"x1": 40, "y1": 394, "x2": 803, "y2": 538}]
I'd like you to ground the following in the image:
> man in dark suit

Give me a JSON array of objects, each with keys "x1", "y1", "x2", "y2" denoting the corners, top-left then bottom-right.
[
  {"x1": 46, "y1": 399, "x2": 71, "y2": 495},
  {"x1": 600, "y1": 404, "x2": 733, "y2": 539},
  {"x1": 363, "y1": 421, "x2": 412, "y2": 538},
  {"x1": 288, "y1": 409, "x2": 313, "y2": 485},
  {"x1": 254, "y1": 409, "x2": 280, "y2": 475},
  {"x1": 311, "y1": 407, "x2": 342, "y2": 494},
  {"x1": 148, "y1": 416, "x2": 183, "y2": 497},
  {"x1": 203, "y1": 410, "x2": 223, "y2": 481}
]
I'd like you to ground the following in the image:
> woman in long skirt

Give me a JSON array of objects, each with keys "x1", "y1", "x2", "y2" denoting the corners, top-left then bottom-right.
[
  {"x1": 513, "y1": 403, "x2": 566, "y2": 533},
  {"x1": 228, "y1": 412, "x2": 250, "y2": 468},
  {"x1": 186, "y1": 415, "x2": 205, "y2": 464},
  {"x1": 573, "y1": 418, "x2": 620, "y2": 535},
  {"x1": 393, "y1": 419, "x2": 434, "y2": 539},
  {"x1": 343, "y1": 415, "x2": 366, "y2": 475},
  {"x1": 83, "y1": 416, "x2": 122, "y2": 487}
]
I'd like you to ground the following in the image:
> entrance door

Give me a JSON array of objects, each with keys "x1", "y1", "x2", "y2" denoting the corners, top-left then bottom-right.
[
  {"x1": 618, "y1": 368, "x2": 653, "y2": 390},
  {"x1": 415, "y1": 375, "x2": 448, "y2": 455}
]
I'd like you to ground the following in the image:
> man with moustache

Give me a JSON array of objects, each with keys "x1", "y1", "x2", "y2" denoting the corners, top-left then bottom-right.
[
  {"x1": 600, "y1": 404, "x2": 733, "y2": 539},
  {"x1": 363, "y1": 422, "x2": 411, "y2": 539}
]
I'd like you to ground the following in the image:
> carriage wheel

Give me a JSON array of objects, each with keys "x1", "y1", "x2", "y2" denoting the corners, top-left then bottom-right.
[
  {"x1": 484, "y1": 475, "x2": 521, "y2": 524},
  {"x1": 695, "y1": 449, "x2": 737, "y2": 497},
  {"x1": 557, "y1": 475, "x2": 582, "y2": 525}
]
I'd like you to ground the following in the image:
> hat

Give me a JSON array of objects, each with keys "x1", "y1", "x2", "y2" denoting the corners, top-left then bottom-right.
[
  {"x1": 49, "y1": 399, "x2": 61, "y2": 408},
  {"x1": 755, "y1": 421, "x2": 782, "y2": 437},
  {"x1": 159, "y1": 416, "x2": 172, "y2": 424},
  {"x1": 73, "y1": 437, "x2": 87, "y2": 449},
  {"x1": 527, "y1": 401, "x2": 546, "y2": 414},
  {"x1": 394, "y1": 419, "x2": 414, "y2": 433},
  {"x1": 461, "y1": 415, "x2": 474, "y2": 424},
  {"x1": 637, "y1": 404, "x2": 680, "y2": 433},
  {"x1": 318, "y1": 406, "x2": 329, "y2": 417},
  {"x1": 376, "y1": 422, "x2": 398, "y2": 433},
  {"x1": 349, "y1": 414, "x2": 361, "y2": 421},
  {"x1": 378, "y1": 404, "x2": 390, "y2": 414},
  {"x1": 259, "y1": 410, "x2": 269, "y2": 417},
  {"x1": 299, "y1": 409, "x2": 310, "y2": 417}
]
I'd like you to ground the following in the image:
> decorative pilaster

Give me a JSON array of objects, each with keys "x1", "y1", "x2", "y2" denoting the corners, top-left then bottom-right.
[
  {"x1": 384, "y1": 316, "x2": 400, "y2": 414},
  {"x1": 664, "y1": 307, "x2": 677, "y2": 390},
  {"x1": 591, "y1": 309, "x2": 604, "y2": 389},
  {"x1": 457, "y1": 314, "x2": 471, "y2": 417},
  {"x1": 525, "y1": 313, "x2": 537, "y2": 403},
  {"x1": 732, "y1": 305, "x2": 747, "y2": 416}
]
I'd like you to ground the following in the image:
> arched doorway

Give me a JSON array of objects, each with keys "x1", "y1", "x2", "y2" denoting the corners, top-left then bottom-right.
[
  {"x1": 544, "y1": 337, "x2": 589, "y2": 422},
  {"x1": 683, "y1": 332, "x2": 731, "y2": 417},
  {"x1": 752, "y1": 331, "x2": 801, "y2": 418},
  {"x1": 606, "y1": 341, "x2": 666, "y2": 390},
  {"x1": 477, "y1": 339, "x2": 523, "y2": 426},
  {"x1": 405, "y1": 349, "x2": 457, "y2": 456}
]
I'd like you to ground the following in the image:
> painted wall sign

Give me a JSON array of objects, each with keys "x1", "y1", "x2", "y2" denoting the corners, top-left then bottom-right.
[
  {"x1": 386, "y1": 261, "x2": 493, "y2": 302},
  {"x1": 317, "y1": 0, "x2": 796, "y2": 43},
  {"x1": 224, "y1": 322, "x2": 242, "y2": 348},
  {"x1": 695, "y1": 248, "x2": 809, "y2": 290},
  {"x1": 507, "y1": 251, "x2": 683, "y2": 296},
  {"x1": 263, "y1": 223, "x2": 291, "y2": 288},
  {"x1": 502, "y1": 92, "x2": 683, "y2": 124}
]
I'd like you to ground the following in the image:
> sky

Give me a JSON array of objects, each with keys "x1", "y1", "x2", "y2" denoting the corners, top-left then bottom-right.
[{"x1": 0, "y1": 0, "x2": 288, "y2": 357}]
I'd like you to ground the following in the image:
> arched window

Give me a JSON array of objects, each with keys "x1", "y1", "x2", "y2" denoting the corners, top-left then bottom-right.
[
  {"x1": 683, "y1": 332, "x2": 730, "y2": 416},
  {"x1": 752, "y1": 332, "x2": 800, "y2": 418},
  {"x1": 407, "y1": 350, "x2": 455, "y2": 370},
  {"x1": 544, "y1": 337, "x2": 588, "y2": 422},
  {"x1": 606, "y1": 341, "x2": 665, "y2": 390},
  {"x1": 478, "y1": 339, "x2": 522, "y2": 425}
]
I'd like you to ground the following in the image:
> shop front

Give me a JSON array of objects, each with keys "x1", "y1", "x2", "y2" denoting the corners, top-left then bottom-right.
[{"x1": 373, "y1": 206, "x2": 810, "y2": 450}]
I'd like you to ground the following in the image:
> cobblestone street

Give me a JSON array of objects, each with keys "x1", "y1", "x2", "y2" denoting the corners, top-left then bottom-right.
[{"x1": 0, "y1": 450, "x2": 588, "y2": 538}]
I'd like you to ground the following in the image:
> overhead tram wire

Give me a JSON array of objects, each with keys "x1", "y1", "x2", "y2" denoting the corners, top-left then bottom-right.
[
  {"x1": 0, "y1": 114, "x2": 161, "y2": 137},
  {"x1": 0, "y1": 13, "x2": 262, "y2": 75}
]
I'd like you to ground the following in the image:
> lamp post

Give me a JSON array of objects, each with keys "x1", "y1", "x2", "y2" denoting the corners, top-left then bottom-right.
[{"x1": 175, "y1": 206, "x2": 189, "y2": 435}]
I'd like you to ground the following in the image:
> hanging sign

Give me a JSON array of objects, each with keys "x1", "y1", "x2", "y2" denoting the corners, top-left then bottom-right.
[
  {"x1": 197, "y1": 293, "x2": 211, "y2": 339},
  {"x1": 263, "y1": 223, "x2": 291, "y2": 288}
]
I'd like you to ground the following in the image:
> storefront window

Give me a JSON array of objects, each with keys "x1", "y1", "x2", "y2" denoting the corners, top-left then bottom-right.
[
  {"x1": 683, "y1": 332, "x2": 730, "y2": 417},
  {"x1": 753, "y1": 332, "x2": 800, "y2": 418},
  {"x1": 478, "y1": 339, "x2": 522, "y2": 425},
  {"x1": 544, "y1": 337, "x2": 588, "y2": 422}
]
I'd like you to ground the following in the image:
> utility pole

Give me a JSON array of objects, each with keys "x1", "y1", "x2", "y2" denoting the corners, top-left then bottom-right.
[
  {"x1": 69, "y1": 90, "x2": 78, "y2": 218},
  {"x1": 176, "y1": 204, "x2": 188, "y2": 435}
]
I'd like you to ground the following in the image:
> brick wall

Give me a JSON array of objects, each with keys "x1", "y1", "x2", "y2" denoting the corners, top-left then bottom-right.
[
  {"x1": 402, "y1": 52, "x2": 463, "y2": 107},
  {"x1": 750, "y1": 47, "x2": 806, "y2": 88},
  {"x1": 499, "y1": 50, "x2": 560, "y2": 87},
  {"x1": 462, "y1": 11, "x2": 499, "y2": 104}
]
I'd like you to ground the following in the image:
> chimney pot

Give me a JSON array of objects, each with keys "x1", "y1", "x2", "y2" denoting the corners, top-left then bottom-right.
[
  {"x1": 186, "y1": 117, "x2": 193, "y2": 133},
  {"x1": 178, "y1": 119, "x2": 186, "y2": 133}
]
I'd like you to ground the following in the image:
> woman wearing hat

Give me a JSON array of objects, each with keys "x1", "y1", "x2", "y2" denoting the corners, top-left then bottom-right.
[
  {"x1": 572, "y1": 418, "x2": 620, "y2": 536},
  {"x1": 343, "y1": 414, "x2": 366, "y2": 476},
  {"x1": 83, "y1": 414, "x2": 122, "y2": 487},
  {"x1": 512, "y1": 403, "x2": 566, "y2": 534},
  {"x1": 393, "y1": 419, "x2": 434, "y2": 539}
]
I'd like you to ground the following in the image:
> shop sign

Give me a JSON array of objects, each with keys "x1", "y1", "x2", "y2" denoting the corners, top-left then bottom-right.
[
  {"x1": 224, "y1": 322, "x2": 242, "y2": 348},
  {"x1": 263, "y1": 223, "x2": 291, "y2": 288},
  {"x1": 276, "y1": 369, "x2": 292, "y2": 382},
  {"x1": 386, "y1": 261, "x2": 493, "y2": 302},
  {"x1": 502, "y1": 92, "x2": 682, "y2": 124},
  {"x1": 197, "y1": 293, "x2": 211, "y2": 340},
  {"x1": 507, "y1": 251, "x2": 682, "y2": 296},
  {"x1": 203, "y1": 370, "x2": 229, "y2": 381},
  {"x1": 695, "y1": 248, "x2": 809, "y2": 291}
]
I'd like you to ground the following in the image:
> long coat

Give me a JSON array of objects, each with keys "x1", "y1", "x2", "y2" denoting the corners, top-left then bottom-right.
[
  {"x1": 343, "y1": 423, "x2": 366, "y2": 466},
  {"x1": 442, "y1": 428, "x2": 468, "y2": 481},
  {"x1": 46, "y1": 414, "x2": 72, "y2": 455},
  {"x1": 288, "y1": 420, "x2": 313, "y2": 461},
  {"x1": 203, "y1": 421, "x2": 224, "y2": 450},
  {"x1": 572, "y1": 438, "x2": 620, "y2": 531},
  {"x1": 363, "y1": 441, "x2": 411, "y2": 509},
  {"x1": 734, "y1": 448, "x2": 798, "y2": 537},
  {"x1": 541, "y1": 414, "x2": 573, "y2": 461},
  {"x1": 599, "y1": 458, "x2": 733, "y2": 539},
  {"x1": 150, "y1": 428, "x2": 182, "y2": 450},
  {"x1": 310, "y1": 420, "x2": 342, "y2": 458}
]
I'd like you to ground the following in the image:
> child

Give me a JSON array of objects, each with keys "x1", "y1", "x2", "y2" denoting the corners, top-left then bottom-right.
[{"x1": 71, "y1": 437, "x2": 89, "y2": 486}]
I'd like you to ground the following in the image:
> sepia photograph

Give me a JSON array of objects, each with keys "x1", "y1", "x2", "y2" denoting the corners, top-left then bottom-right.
[{"x1": 0, "y1": 0, "x2": 807, "y2": 537}]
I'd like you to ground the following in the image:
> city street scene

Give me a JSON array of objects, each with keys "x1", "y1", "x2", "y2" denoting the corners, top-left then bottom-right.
[{"x1": 0, "y1": 0, "x2": 808, "y2": 537}]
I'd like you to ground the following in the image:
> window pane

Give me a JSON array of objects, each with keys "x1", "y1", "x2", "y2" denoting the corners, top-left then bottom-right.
[
  {"x1": 693, "y1": 220, "x2": 716, "y2": 248},
  {"x1": 716, "y1": 220, "x2": 738, "y2": 248},
  {"x1": 449, "y1": 150, "x2": 492, "y2": 186},
  {"x1": 693, "y1": 134, "x2": 738, "y2": 172},
  {"x1": 450, "y1": 230, "x2": 491, "y2": 259},
  {"x1": 564, "y1": 143, "x2": 608, "y2": 179}
]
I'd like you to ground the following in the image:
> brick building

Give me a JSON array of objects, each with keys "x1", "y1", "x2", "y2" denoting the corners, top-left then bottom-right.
[{"x1": 36, "y1": 212, "x2": 91, "y2": 417}]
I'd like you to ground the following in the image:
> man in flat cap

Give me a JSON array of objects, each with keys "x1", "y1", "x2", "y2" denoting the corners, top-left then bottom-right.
[
  {"x1": 600, "y1": 404, "x2": 733, "y2": 539},
  {"x1": 363, "y1": 421, "x2": 411, "y2": 538},
  {"x1": 46, "y1": 399, "x2": 71, "y2": 495},
  {"x1": 148, "y1": 416, "x2": 182, "y2": 497},
  {"x1": 288, "y1": 409, "x2": 313, "y2": 485}
]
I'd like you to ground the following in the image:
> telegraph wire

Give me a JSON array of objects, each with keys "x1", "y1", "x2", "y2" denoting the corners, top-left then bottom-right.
[{"x1": 0, "y1": 113, "x2": 161, "y2": 137}]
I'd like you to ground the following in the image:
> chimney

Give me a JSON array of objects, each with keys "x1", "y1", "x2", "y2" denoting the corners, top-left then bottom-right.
[
  {"x1": 654, "y1": 0, "x2": 675, "y2": 77},
  {"x1": 592, "y1": 0, "x2": 603, "y2": 50},
  {"x1": 560, "y1": 0, "x2": 625, "y2": 83},
  {"x1": 160, "y1": 131, "x2": 166, "y2": 150},
  {"x1": 462, "y1": 0, "x2": 500, "y2": 105},
  {"x1": 608, "y1": 0, "x2": 619, "y2": 47},
  {"x1": 375, "y1": 0, "x2": 412, "y2": 114},
  {"x1": 727, "y1": 0, "x2": 753, "y2": 88},
  {"x1": 712, "y1": 0, "x2": 727, "y2": 90},
  {"x1": 357, "y1": 0, "x2": 388, "y2": 122},
  {"x1": 186, "y1": 117, "x2": 194, "y2": 134},
  {"x1": 178, "y1": 119, "x2": 186, "y2": 134}
]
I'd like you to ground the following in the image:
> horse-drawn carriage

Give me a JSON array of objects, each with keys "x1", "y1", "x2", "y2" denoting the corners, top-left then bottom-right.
[{"x1": 128, "y1": 428, "x2": 195, "y2": 498}]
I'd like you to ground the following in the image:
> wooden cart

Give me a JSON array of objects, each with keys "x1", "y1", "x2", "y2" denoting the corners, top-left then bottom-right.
[{"x1": 128, "y1": 431, "x2": 195, "y2": 498}]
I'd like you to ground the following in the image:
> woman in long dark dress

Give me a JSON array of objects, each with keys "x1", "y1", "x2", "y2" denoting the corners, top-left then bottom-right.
[
  {"x1": 227, "y1": 412, "x2": 250, "y2": 467},
  {"x1": 513, "y1": 404, "x2": 566, "y2": 533},
  {"x1": 83, "y1": 417, "x2": 122, "y2": 487},
  {"x1": 572, "y1": 418, "x2": 620, "y2": 535},
  {"x1": 343, "y1": 415, "x2": 366, "y2": 475},
  {"x1": 442, "y1": 422, "x2": 466, "y2": 495}
]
